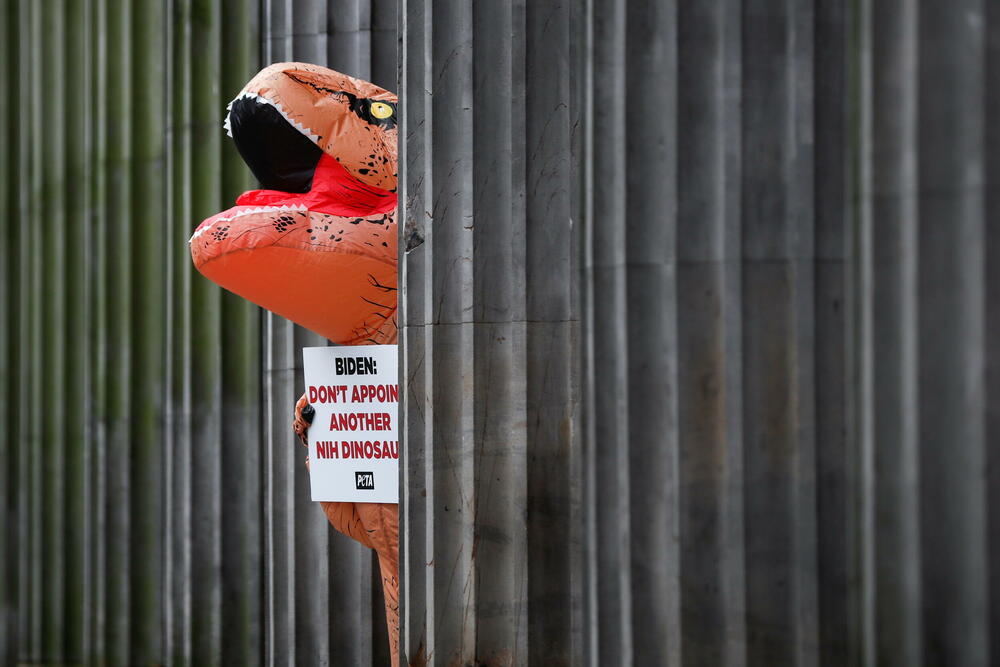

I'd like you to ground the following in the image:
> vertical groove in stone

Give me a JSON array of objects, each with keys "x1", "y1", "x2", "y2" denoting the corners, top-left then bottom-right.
[
  {"x1": 845, "y1": 1, "x2": 869, "y2": 664},
  {"x1": 471, "y1": 1, "x2": 529, "y2": 663},
  {"x1": 740, "y1": 1, "x2": 819, "y2": 664},
  {"x1": 166, "y1": 0, "x2": 191, "y2": 662},
  {"x1": 88, "y1": 0, "x2": 109, "y2": 661},
  {"x1": 986, "y1": 3, "x2": 1000, "y2": 665},
  {"x1": 4, "y1": 7, "x2": 18, "y2": 660},
  {"x1": 25, "y1": 1, "x2": 43, "y2": 657},
  {"x1": 588, "y1": 1, "x2": 632, "y2": 663},
  {"x1": 130, "y1": 0, "x2": 167, "y2": 661},
  {"x1": 219, "y1": 1, "x2": 261, "y2": 664},
  {"x1": 189, "y1": 1, "x2": 224, "y2": 660},
  {"x1": 866, "y1": 1, "x2": 922, "y2": 665},
  {"x1": 624, "y1": 0, "x2": 680, "y2": 664},
  {"x1": 525, "y1": 1, "x2": 579, "y2": 665},
  {"x1": 20, "y1": 3, "x2": 38, "y2": 659},
  {"x1": 676, "y1": 0, "x2": 746, "y2": 664},
  {"x1": 427, "y1": 2, "x2": 476, "y2": 663},
  {"x1": 104, "y1": 1, "x2": 133, "y2": 661},
  {"x1": 262, "y1": 309, "x2": 298, "y2": 667},
  {"x1": 815, "y1": 1, "x2": 853, "y2": 665},
  {"x1": 916, "y1": 1, "x2": 989, "y2": 664},
  {"x1": 569, "y1": 1, "x2": 592, "y2": 663},
  {"x1": 398, "y1": 0, "x2": 431, "y2": 662},
  {"x1": 370, "y1": 0, "x2": 397, "y2": 90},
  {"x1": 291, "y1": 0, "x2": 327, "y2": 62},
  {"x1": 40, "y1": 2, "x2": 68, "y2": 661},
  {"x1": 64, "y1": 0, "x2": 92, "y2": 660},
  {"x1": 0, "y1": 2, "x2": 13, "y2": 665},
  {"x1": 327, "y1": 0, "x2": 369, "y2": 79}
]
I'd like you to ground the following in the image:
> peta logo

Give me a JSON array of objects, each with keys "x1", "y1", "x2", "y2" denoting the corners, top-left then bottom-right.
[{"x1": 355, "y1": 471, "x2": 375, "y2": 490}]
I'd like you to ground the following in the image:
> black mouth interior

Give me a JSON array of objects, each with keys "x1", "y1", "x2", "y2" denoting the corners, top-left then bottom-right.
[{"x1": 229, "y1": 97, "x2": 323, "y2": 193}]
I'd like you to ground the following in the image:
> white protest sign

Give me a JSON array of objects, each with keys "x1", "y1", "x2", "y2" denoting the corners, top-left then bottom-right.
[{"x1": 303, "y1": 345, "x2": 398, "y2": 503}]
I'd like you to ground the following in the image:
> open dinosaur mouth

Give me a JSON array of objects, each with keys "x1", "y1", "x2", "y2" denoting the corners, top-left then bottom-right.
[
  {"x1": 208, "y1": 90, "x2": 397, "y2": 219},
  {"x1": 190, "y1": 89, "x2": 396, "y2": 249},
  {"x1": 226, "y1": 93, "x2": 325, "y2": 193}
]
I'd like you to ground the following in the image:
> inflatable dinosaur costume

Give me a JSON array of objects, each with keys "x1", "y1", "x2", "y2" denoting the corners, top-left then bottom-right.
[{"x1": 190, "y1": 62, "x2": 400, "y2": 665}]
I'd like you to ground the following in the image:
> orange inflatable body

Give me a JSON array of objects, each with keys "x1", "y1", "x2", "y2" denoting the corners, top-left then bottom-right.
[
  {"x1": 190, "y1": 62, "x2": 400, "y2": 665},
  {"x1": 190, "y1": 62, "x2": 398, "y2": 344}
]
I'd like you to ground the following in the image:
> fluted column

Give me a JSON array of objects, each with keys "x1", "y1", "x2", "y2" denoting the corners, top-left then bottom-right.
[{"x1": 399, "y1": 1, "x2": 581, "y2": 664}]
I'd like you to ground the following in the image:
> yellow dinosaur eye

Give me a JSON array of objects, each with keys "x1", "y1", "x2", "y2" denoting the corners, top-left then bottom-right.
[{"x1": 370, "y1": 101, "x2": 394, "y2": 119}]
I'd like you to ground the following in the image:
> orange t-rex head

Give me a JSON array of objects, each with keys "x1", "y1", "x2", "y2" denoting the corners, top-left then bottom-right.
[
  {"x1": 190, "y1": 63, "x2": 399, "y2": 345},
  {"x1": 226, "y1": 62, "x2": 398, "y2": 192}
]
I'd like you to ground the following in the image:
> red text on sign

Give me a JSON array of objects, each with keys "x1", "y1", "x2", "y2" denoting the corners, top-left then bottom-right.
[
  {"x1": 350, "y1": 384, "x2": 399, "y2": 403},
  {"x1": 315, "y1": 440, "x2": 399, "y2": 460},
  {"x1": 329, "y1": 412, "x2": 392, "y2": 431},
  {"x1": 308, "y1": 384, "x2": 349, "y2": 403}
]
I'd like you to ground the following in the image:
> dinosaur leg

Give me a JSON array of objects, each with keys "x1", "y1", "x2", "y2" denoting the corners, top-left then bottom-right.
[
  {"x1": 320, "y1": 501, "x2": 399, "y2": 666},
  {"x1": 319, "y1": 501, "x2": 376, "y2": 549},
  {"x1": 356, "y1": 502, "x2": 399, "y2": 667}
]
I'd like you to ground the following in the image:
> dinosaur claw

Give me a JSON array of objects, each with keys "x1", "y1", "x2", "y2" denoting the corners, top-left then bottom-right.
[{"x1": 293, "y1": 393, "x2": 314, "y2": 447}]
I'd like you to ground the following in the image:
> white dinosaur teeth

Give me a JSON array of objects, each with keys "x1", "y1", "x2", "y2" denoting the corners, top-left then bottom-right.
[
  {"x1": 224, "y1": 89, "x2": 323, "y2": 145},
  {"x1": 191, "y1": 203, "x2": 312, "y2": 243},
  {"x1": 189, "y1": 198, "x2": 310, "y2": 245},
  {"x1": 190, "y1": 221, "x2": 215, "y2": 242}
]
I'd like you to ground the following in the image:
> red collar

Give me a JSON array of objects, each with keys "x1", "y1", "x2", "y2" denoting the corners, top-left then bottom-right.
[{"x1": 235, "y1": 152, "x2": 397, "y2": 216}]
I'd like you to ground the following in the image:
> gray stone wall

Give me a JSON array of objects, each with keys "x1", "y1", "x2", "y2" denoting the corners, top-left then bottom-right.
[{"x1": 399, "y1": 1, "x2": 1000, "y2": 665}]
